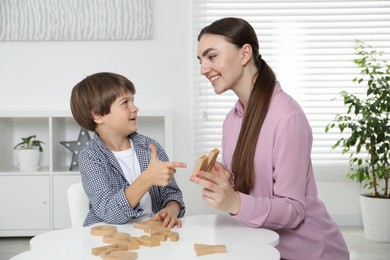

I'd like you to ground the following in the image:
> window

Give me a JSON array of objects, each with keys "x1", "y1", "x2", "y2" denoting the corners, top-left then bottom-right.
[{"x1": 192, "y1": 0, "x2": 390, "y2": 176}]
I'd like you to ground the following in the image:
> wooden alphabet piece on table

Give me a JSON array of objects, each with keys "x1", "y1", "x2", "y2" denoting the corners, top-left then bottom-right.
[
  {"x1": 103, "y1": 233, "x2": 140, "y2": 250},
  {"x1": 91, "y1": 225, "x2": 118, "y2": 236},
  {"x1": 151, "y1": 230, "x2": 179, "y2": 242},
  {"x1": 133, "y1": 220, "x2": 165, "y2": 231},
  {"x1": 104, "y1": 235, "x2": 140, "y2": 250},
  {"x1": 91, "y1": 244, "x2": 128, "y2": 256},
  {"x1": 102, "y1": 250, "x2": 138, "y2": 260},
  {"x1": 194, "y1": 243, "x2": 227, "y2": 256},
  {"x1": 103, "y1": 232, "x2": 131, "y2": 243},
  {"x1": 136, "y1": 235, "x2": 160, "y2": 247},
  {"x1": 193, "y1": 148, "x2": 220, "y2": 176},
  {"x1": 91, "y1": 225, "x2": 137, "y2": 259},
  {"x1": 133, "y1": 219, "x2": 180, "y2": 242},
  {"x1": 91, "y1": 222, "x2": 179, "y2": 259}
]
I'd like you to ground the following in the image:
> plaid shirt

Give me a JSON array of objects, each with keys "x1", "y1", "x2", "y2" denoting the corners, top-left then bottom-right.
[{"x1": 79, "y1": 132, "x2": 185, "y2": 226}]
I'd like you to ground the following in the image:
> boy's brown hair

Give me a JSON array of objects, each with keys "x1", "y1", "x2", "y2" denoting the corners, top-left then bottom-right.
[{"x1": 70, "y1": 72, "x2": 136, "y2": 131}]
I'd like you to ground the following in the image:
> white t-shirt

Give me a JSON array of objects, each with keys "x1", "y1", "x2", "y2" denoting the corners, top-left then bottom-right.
[{"x1": 112, "y1": 141, "x2": 152, "y2": 221}]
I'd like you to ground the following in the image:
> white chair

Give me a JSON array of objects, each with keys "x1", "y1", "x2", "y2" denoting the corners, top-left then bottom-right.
[{"x1": 66, "y1": 182, "x2": 89, "y2": 227}]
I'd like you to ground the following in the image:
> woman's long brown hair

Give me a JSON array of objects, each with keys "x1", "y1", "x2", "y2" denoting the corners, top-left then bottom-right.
[{"x1": 198, "y1": 17, "x2": 276, "y2": 194}]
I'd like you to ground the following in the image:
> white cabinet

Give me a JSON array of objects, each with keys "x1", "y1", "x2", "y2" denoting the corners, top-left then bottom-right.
[
  {"x1": 0, "y1": 174, "x2": 50, "y2": 236},
  {"x1": 0, "y1": 110, "x2": 172, "y2": 236}
]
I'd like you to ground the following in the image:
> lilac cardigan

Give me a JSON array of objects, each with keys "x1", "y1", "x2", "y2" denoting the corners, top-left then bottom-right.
[{"x1": 222, "y1": 82, "x2": 349, "y2": 259}]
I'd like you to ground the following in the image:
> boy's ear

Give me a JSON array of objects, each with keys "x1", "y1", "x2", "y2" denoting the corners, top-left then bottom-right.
[
  {"x1": 92, "y1": 112, "x2": 104, "y2": 124},
  {"x1": 241, "y1": 43, "x2": 253, "y2": 66}
]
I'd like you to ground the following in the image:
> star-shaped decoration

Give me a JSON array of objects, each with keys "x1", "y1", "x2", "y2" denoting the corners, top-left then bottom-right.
[{"x1": 60, "y1": 128, "x2": 91, "y2": 171}]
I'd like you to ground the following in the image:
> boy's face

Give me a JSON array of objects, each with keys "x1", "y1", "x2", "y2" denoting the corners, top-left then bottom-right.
[{"x1": 103, "y1": 92, "x2": 138, "y2": 137}]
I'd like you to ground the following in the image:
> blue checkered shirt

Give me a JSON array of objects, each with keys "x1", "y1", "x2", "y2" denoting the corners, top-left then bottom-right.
[{"x1": 79, "y1": 132, "x2": 185, "y2": 226}]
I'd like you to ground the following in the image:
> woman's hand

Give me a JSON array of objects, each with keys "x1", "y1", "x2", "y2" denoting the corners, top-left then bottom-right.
[
  {"x1": 189, "y1": 161, "x2": 240, "y2": 214},
  {"x1": 144, "y1": 144, "x2": 187, "y2": 187},
  {"x1": 150, "y1": 201, "x2": 182, "y2": 228}
]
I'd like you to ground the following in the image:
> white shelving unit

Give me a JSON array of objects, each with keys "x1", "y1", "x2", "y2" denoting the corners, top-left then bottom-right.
[{"x1": 0, "y1": 110, "x2": 172, "y2": 236}]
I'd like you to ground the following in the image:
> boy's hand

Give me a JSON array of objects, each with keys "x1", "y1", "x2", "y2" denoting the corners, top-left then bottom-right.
[
  {"x1": 150, "y1": 201, "x2": 182, "y2": 228},
  {"x1": 145, "y1": 144, "x2": 186, "y2": 187}
]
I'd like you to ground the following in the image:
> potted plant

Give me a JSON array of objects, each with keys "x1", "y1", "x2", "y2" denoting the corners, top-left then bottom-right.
[
  {"x1": 325, "y1": 40, "x2": 390, "y2": 241},
  {"x1": 14, "y1": 135, "x2": 45, "y2": 171}
]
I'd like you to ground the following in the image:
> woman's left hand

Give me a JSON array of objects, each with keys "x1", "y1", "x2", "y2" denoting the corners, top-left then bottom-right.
[
  {"x1": 150, "y1": 201, "x2": 182, "y2": 228},
  {"x1": 189, "y1": 161, "x2": 240, "y2": 214}
]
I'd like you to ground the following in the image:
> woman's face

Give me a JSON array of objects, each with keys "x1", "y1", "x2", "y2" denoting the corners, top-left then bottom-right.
[{"x1": 197, "y1": 34, "x2": 245, "y2": 94}]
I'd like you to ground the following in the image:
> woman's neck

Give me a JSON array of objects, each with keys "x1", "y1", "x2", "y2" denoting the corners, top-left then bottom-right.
[{"x1": 233, "y1": 64, "x2": 258, "y2": 109}]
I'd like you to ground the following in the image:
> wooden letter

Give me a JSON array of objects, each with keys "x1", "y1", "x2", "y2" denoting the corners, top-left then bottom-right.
[
  {"x1": 102, "y1": 251, "x2": 138, "y2": 260},
  {"x1": 193, "y1": 148, "x2": 220, "y2": 176},
  {"x1": 194, "y1": 243, "x2": 227, "y2": 256},
  {"x1": 103, "y1": 232, "x2": 131, "y2": 244},
  {"x1": 91, "y1": 244, "x2": 128, "y2": 256},
  {"x1": 91, "y1": 225, "x2": 117, "y2": 236},
  {"x1": 136, "y1": 235, "x2": 160, "y2": 247},
  {"x1": 206, "y1": 148, "x2": 220, "y2": 172},
  {"x1": 192, "y1": 155, "x2": 209, "y2": 176},
  {"x1": 133, "y1": 220, "x2": 164, "y2": 231}
]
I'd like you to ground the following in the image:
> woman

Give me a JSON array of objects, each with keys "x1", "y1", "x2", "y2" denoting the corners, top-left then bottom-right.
[{"x1": 190, "y1": 17, "x2": 349, "y2": 259}]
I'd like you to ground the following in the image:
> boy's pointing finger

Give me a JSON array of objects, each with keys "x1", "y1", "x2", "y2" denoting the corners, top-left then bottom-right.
[{"x1": 169, "y1": 162, "x2": 187, "y2": 169}]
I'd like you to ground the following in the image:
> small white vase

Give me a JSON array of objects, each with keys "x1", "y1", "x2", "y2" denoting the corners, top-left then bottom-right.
[
  {"x1": 16, "y1": 149, "x2": 41, "y2": 171},
  {"x1": 360, "y1": 194, "x2": 390, "y2": 242}
]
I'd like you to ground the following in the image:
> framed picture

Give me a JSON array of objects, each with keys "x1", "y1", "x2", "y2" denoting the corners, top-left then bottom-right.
[{"x1": 0, "y1": 0, "x2": 153, "y2": 41}]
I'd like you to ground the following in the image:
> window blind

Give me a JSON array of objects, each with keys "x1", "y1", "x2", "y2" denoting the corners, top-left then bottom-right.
[{"x1": 192, "y1": 0, "x2": 390, "y2": 173}]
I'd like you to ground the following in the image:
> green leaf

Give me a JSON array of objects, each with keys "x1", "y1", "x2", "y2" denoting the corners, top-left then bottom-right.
[{"x1": 324, "y1": 39, "x2": 390, "y2": 198}]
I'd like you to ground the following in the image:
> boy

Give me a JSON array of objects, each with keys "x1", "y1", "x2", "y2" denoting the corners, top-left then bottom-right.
[{"x1": 70, "y1": 72, "x2": 186, "y2": 228}]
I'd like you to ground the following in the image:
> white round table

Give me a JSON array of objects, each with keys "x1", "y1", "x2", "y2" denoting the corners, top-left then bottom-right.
[{"x1": 14, "y1": 214, "x2": 280, "y2": 260}]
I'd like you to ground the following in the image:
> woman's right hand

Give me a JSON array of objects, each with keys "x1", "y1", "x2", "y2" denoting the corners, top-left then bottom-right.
[{"x1": 189, "y1": 161, "x2": 240, "y2": 214}]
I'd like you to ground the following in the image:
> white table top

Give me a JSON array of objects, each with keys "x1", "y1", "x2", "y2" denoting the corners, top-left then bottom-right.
[{"x1": 13, "y1": 214, "x2": 280, "y2": 260}]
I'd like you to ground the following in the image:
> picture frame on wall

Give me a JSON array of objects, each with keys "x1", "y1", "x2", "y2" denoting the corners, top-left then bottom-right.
[{"x1": 0, "y1": 0, "x2": 153, "y2": 41}]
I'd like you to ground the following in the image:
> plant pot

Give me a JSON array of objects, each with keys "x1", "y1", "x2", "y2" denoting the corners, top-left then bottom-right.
[
  {"x1": 16, "y1": 149, "x2": 41, "y2": 171},
  {"x1": 360, "y1": 194, "x2": 390, "y2": 242}
]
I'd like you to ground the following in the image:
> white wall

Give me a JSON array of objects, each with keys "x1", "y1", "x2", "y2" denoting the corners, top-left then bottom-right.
[
  {"x1": 315, "y1": 171, "x2": 362, "y2": 226},
  {"x1": 0, "y1": 0, "x2": 361, "y2": 223}
]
